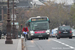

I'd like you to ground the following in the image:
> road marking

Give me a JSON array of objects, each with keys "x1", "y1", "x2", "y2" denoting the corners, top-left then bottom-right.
[
  {"x1": 69, "y1": 46, "x2": 74, "y2": 49},
  {"x1": 52, "y1": 39, "x2": 74, "y2": 49},
  {"x1": 34, "y1": 42, "x2": 44, "y2": 50},
  {"x1": 64, "y1": 44, "x2": 69, "y2": 46}
]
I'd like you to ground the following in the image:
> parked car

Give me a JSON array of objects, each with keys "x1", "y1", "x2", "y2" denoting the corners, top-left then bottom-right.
[{"x1": 57, "y1": 25, "x2": 72, "y2": 39}]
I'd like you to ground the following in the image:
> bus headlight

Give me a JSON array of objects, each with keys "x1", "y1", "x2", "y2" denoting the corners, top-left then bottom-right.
[
  {"x1": 46, "y1": 30, "x2": 50, "y2": 34},
  {"x1": 30, "y1": 31, "x2": 34, "y2": 34}
]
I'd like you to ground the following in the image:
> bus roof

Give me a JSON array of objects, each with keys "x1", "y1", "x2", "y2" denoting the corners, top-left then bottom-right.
[{"x1": 29, "y1": 16, "x2": 48, "y2": 19}]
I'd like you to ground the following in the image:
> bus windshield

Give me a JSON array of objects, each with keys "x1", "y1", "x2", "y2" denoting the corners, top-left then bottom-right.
[{"x1": 30, "y1": 21, "x2": 49, "y2": 31}]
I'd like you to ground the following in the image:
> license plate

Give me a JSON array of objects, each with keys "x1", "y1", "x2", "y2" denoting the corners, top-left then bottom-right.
[
  {"x1": 38, "y1": 35, "x2": 42, "y2": 37},
  {"x1": 63, "y1": 32, "x2": 68, "y2": 33}
]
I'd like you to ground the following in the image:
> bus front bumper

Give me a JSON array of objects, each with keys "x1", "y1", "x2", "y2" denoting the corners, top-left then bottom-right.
[{"x1": 30, "y1": 33, "x2": 50, "y2": 38}]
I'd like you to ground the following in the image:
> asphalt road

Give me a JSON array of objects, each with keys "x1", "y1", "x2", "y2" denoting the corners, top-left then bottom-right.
[{"x1": 25, "y1": 37, "x2": 75, "y2": 50}]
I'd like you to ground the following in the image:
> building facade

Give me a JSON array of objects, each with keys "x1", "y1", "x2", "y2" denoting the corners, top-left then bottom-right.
[{"x1": 0, "y1": 0, "x2": 19, "y2": 31}]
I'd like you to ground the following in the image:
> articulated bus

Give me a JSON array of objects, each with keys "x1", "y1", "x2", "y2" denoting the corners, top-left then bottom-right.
[{"x1": 26, "y1": 16, "x2": 50, "y2": 40}]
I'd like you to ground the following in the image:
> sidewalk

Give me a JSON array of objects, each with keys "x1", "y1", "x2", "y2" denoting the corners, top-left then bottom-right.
[{"x1": 0, "y1": 39, "x2": 21, "y2": 50}]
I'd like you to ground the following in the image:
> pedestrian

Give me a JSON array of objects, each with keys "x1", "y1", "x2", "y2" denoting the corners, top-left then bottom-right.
[
  {"x1": 3, "y1": 31, "x2": 6, "y2": 39},
  {"x1": 0, "y1": 30, "x2": 2, "y2": 39}
]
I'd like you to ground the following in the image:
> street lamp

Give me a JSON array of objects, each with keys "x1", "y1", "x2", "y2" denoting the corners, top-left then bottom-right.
[
  {"x1": 12, "y1": 0, "x2": 16, "y2": 39},
  {"x1": 12, "y1": 0, "x2": 15, "y2": 39},
  {"x1": 5, "y1": 0, "x2": 13, "y2": 44}
]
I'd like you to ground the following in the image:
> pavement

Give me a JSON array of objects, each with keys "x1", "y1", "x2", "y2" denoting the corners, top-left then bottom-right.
[
  {"x1": 25, "y1": 38, "x2": 75, "y2": 50},
  {"x1": 0, "y1": 39, "x2": 21, "y2": 50}
]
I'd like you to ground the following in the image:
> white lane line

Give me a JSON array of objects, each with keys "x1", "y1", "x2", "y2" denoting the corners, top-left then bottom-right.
[
  {"x1": 61, "y1": 43, "x2": 65, "y2": 45},
  {"x1": 64, "y1": 44, "x2": 69, "y2": 46},
  {"x1": 52, "y1": 39, "x2": 74, "y2": 49},
  {"x1": 69, "y1": 46, "x2": 74, "y2": 49}
]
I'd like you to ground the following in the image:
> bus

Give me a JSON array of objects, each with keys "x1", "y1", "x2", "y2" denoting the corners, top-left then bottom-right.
[{"x1": 25, "y1": 16, "x2": 50, "y2": 40}]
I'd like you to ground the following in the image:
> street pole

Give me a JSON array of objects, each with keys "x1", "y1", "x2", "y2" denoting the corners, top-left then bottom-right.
[
  {"x1": 5, "y1": 0, "x2": 13, "y2": 44},
  {"x1": 13, "y1": 0, "x2": 16, "y2": 39}
]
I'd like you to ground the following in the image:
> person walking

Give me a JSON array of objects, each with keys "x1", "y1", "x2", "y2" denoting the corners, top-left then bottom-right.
[
  {"x1": 0, "y1": 30, "x2": 2, "y2": 39},
  {"x1": 3, "y1": 31, "x2": 6, "y2": 39}
]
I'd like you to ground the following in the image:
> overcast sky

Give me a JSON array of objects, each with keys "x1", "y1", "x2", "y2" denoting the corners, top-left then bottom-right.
[
  {"x1": 32, "y1": 0, "x2": 74, "y2": 5},
  {"x1": 47, "y1": 0, "x2": 74, "y2": 5}
]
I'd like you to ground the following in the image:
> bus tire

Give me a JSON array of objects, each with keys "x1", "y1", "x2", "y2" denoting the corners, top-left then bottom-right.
[
  {"x1": 30, "y1": 38, "x2": 33, "y2": 40},
  {"x1": 46, "y1": 37, "x2": 48, "y2": 39}
]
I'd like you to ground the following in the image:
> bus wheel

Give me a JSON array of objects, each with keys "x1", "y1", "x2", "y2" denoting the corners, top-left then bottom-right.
[
  {"x1": 30, "y1": 38, "x2": 33, "y2": 40},
  {"x1": 46, "y1": 37, "x2": 48, "y2": 39}
]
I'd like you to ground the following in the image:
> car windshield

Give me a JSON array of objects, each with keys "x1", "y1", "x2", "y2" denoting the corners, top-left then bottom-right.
[
  {"x1": 59, "y1": 26, "x2": 71, "y2": 30},
  {"x1": 30, "y1": 21, "x2": 49, "y2": 31}
]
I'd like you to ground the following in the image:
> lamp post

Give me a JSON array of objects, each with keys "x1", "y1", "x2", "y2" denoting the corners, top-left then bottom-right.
[
  {"x1": 12, "y1": 0, "x2": 16, "y2": 39},
  {"x1": 5, "y1": 0, "x2": 13, "y2": 44}
]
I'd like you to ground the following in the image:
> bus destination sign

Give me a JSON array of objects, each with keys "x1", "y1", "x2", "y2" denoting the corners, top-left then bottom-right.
[{"x1": 31, "y1": 18, "x2": 47, "y2": 21}]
